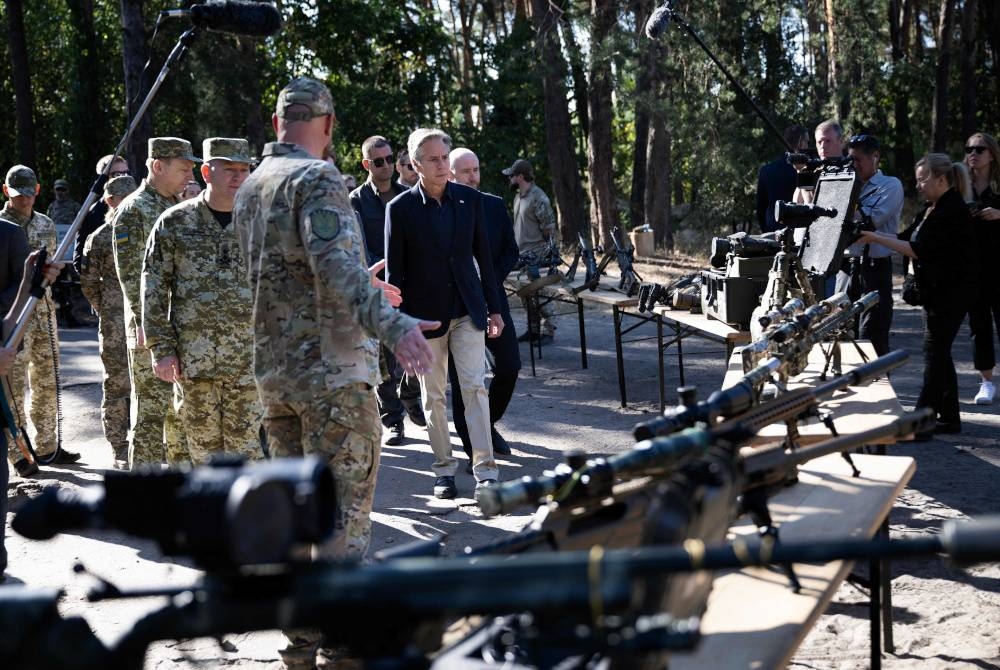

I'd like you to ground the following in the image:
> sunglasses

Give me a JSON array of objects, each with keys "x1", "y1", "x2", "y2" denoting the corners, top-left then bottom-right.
[
  {"x1": 965, "y1": 145, "x2": 988, "y2": 155},
  {"x1": 368, "y1": 156, "x2": 393, "y2": 168},
  {"x1": 400, "y1": 162, "x2": 415, "y2": 172}
]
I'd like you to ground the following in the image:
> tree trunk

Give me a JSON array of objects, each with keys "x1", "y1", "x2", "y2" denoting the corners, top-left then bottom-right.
[
  {"x1": 120, "y1": 0, "x2": 153, "y2": 177},
  {"x1": 930, "y1": 0, "x2": 956, "y2": 151},
  {"x1": 530, "y1": 0, "x2": 586, "y2": 245},
  {"x1": 559, "y1": 5, "x2": 590, "y2": 143},
  {"x1": 889, "y1": 0, "x2": 915, "y2": 190},
  {"x1": 586, "y1": 0, "x2": 620, "y2": 250},
  {"x1": 985, "y1": 1, "x2": 1000, "y2": 122},
  {"x1": 5, "y1": 0, "x2": 37, "y2": 168},
  {"x1": 629, "y1": 0, "x2": 653, "y2": 231},
  {"x1": 645, "y1": 37, "x2": 672, "y2": 251},
  {"x1": 823, "y1": 0, "x2": 840, "y2": 118},
  {"x1": 959, "y1": 0, "x2": 978, "y2": 140},
  {"x1": 66, "y1": 0, "x2": 105, "y2": 177}
]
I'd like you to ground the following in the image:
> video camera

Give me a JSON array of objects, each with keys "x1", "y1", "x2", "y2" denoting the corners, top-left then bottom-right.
[
  {"x1": 12, "y1": 456, "x2": 335, "y2": 570},
  {"x1": 785, "y1": 153, "x2": 855, "y2": 171}
]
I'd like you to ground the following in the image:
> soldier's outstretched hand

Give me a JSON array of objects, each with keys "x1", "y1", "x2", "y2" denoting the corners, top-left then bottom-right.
[{"x1": 394, "y1": 321, "x2": 439, "y2": 376}]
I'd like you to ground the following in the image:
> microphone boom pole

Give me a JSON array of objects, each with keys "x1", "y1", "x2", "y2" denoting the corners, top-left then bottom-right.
[{"x1": 646, "y1": 3, "x2": 793, "y2": 153}]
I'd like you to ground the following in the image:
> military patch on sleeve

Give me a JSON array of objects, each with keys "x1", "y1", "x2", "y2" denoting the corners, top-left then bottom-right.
[
  {"x1": 309, "y1": 209, "x2": 342, "y2": 241},
  {"x1": 115, "y1": 232, "x2": 129, "y2": 246}
]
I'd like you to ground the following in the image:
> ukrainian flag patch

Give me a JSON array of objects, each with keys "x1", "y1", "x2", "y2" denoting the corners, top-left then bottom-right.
[{"x1": 115, "y1": 232, "x2": 129, "y2": 245}]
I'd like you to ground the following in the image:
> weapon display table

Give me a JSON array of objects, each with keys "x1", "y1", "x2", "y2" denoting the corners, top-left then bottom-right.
[
  {"x1": 722, "y1": 341, "x2": 905, "y2": 448},
  {"x1": 504, "y1": 274, "x2": 589, "y2": 376},
  {"x1": 652, "y1": 306, "x2": 752, "y2": 411},
  {"x1": 671, "y1": 451, "x2": 915, "y2": 670}
]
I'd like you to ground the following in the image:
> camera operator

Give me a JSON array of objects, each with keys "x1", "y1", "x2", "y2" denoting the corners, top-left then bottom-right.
[{"x1": 832, "y1": 134, "x2": 903, "y2": 356}]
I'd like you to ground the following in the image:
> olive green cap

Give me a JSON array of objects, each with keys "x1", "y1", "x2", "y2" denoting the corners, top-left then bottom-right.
[
  {"x1": 5, "y1": 165, "x2": 38, "y2": 197},
  {"x1": 54, "y1": 179, "x2": 70, "y2": 190},
  {"x1": 202, "y1": 137, "x2": 253, "y2": 163},
  {"x1": 148, "y1": 137, "x2": 201, "y2": 162},
  {"x1": 275, "y1": 77, "x2": 335, "y2": 122},
  {"x1": 104, "y1": 175, "x2": 137, "y2": 198}
]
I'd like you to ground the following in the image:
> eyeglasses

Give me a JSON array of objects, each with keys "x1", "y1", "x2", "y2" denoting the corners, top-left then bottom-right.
[
  {"x1": 965, "y1": 145, "x2": 988, "y2": 155},
  {"x1": 400, "y1": 162, "x2": 415, "y2": 172},
  {"x1": 368, "y1": 156, "x2": 393, "y2": 168},
  {"x1": 54, "y1": 187, "x2": 67, "y2": 192}
]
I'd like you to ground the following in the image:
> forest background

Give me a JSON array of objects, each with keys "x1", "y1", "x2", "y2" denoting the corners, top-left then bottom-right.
[{"x1": 0, "y1": 0, "x2": 997, "y2": 253}]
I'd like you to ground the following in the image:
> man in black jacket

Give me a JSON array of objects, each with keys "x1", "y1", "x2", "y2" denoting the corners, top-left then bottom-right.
[
  {"x1": 447, "y1": 147, "x2": 520, "y2": 467},
  {"x1": 386, "y1": 129, "x2": 504, "y2": 500}
]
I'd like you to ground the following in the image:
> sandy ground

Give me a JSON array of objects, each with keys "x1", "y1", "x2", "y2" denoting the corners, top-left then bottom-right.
[{"x1": 4, "y1": 262, "x2": 1000, "y2": 669}]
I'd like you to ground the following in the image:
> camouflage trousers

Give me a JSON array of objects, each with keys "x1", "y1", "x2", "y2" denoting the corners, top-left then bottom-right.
[
  {"x1": 263, "y1": 383, "x2": 380, "y2": 670},
  {"x1": 6, "y1": 301, "x2": 59, "y2": 461},
  {"x1": 126, "y1": 347, "x2": 183, "y2": 468},
  {"x1": 174, "y1": 373, "x2": 264, "y2": 466},
  {"x1": 98, "y1": 318, "x2": 130, "y2": 460}
]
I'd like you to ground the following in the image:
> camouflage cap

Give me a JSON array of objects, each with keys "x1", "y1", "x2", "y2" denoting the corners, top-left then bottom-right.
[
  {"x1": 104, "y1": 175, "x2": 137, "y2": 198},
  {"x1": 501, "y1": 158, "x2": 533, "y2": 178},
  {"x1": 148, "y1": 137, "x2": 202, "y2": 162},
  {"x1": 5, "y1": 165, "x2": 38, "y2": 197},
  {"x1": 202, "y1": 137, "x2": 253, "y2": 163},
  {"x1": 54, "y1": 179, "x2": 70, "y2": 190},
  {"x1": 275, "y1": 77, "x2": 335, "y2": 122}
]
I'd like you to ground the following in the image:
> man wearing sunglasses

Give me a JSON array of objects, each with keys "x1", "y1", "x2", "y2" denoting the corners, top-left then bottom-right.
[
  {"x1": 350, "y1": 135, "x2": 426, "y2": 446},
  {"x1": 73, "y1": 154, "x2": 130, "y2": 275},
  {"x1": 396, "y1": 148, "x2": 419, "y2": 188},
  {"x1": 833, "y1": 133, "x2": 903, "y2": 356}
]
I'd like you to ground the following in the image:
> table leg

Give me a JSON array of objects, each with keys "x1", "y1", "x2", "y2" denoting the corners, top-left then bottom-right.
[
  {"x1": 677, "y1": 325, "x2": 686, "y2": 387},
  {"x1": 657, "y1": 313, "x2": 665, "y2": 412},
  {"x1": 870, "y1": 545, "x2": 883, "y2": 670},
  {"x1": 879, "y1": 517, "x2": 895, "y2": 653},
  {"x1": 614, "y1": 305, "x2": 626, "y2": 408},
  {"x1": 577, "y1": 297, "x2": 588, "y2": 370},
  {"x1": 527, "y1": 293, "x2": 537, "y2": 376}
]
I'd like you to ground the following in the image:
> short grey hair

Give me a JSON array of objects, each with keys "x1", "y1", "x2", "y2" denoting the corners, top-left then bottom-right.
[
  {"x1": 815, "y1": 119, "x2": 843, "y2": 138},
  {"x1": 408, "y1": 128, "x2": 452, "y2": 163}
]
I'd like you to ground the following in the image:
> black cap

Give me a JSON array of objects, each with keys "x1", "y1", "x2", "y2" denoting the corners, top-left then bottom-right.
[{"x1": 848, "y1": 134, "x2": 880, "y2": 152}]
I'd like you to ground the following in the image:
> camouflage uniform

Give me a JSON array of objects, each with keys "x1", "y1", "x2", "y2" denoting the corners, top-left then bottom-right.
[
  {"x1": 512, "y1": 181, "x2": 558, "y2": 337},
  {"x1": 80, "y1": 218, "x2": 130, "y2": 463},
  {"x1": 0, "y1": 202, "x2": 60, "y2": 460},
  {"x1": 46, "y1": 198, "x2": 81, "y2": 227},
  {"x1": 112, "y1": 138, "x2": 198, "y2": 467},
  {"x1": 142, "y1": 149, "x2": 262, "y2": 465},
  {"x1": 233, "y1": 77, "x2": 420, "y2": 670}
]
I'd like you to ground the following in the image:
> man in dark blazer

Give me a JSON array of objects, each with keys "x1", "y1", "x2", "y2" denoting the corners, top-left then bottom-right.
[
  {"x1": 0, "y1": 219, "x2": 28, "y2": 318},
  {"x1": 756, "y1": 124, "x2": 808, "y2": 233},
  {"x1": 447, "y1": 147, "x2": 520, "y2": 467},
  {"x1": 385, "y1": 129, "x2": 504, "y2": 500}
]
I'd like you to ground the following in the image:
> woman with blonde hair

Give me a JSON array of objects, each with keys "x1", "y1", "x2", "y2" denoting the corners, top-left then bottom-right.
[
  {"x1": 963, "y1": 132, "x2": 1000, "y2": 404},
  {"x1": 858, "y1": 153, "x2": 977, "y2": 437}
]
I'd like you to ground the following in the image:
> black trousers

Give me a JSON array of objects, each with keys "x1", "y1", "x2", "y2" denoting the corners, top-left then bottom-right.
[
  {"x1": 918, "y1": 303, "x2": 968, "y2": 425},
  {"x1": 969, "y1": 286, "x2": 1000, "y2": 372},
  {"x1": 1, "y1": 431, "x2": 7, "y2": 574},
  {"x1": 376, "y1": 345, "x2": 422, "y2": 427},
  {"x1": 835, "y1": 256, "x2": 894, "y2": 356},
  {"x1": 449, "y1": 309, "x2": 521, "y2": 457}
]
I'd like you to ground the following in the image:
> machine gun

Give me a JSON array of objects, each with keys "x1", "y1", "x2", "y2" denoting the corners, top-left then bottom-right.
[
  {"x1": 591, "y1": 226, "x2": 643, "y2": 297},
  {"x1": 564, "y1": 230, "x2": 602, "y2": 294},
  {"x1": 513, "y1": 236, "x2": 563, "y2": 282}
]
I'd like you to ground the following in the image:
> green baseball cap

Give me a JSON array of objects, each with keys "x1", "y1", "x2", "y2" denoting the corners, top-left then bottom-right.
[
  {"x1": 202, "y1": 137, "x2": 253, "y2": 163},
  {"x1": 54, "y1": 179, "x2": 70, "y2": 190},
  {"x1": 104, "y1": 175, "x2": 137, "y2": 198},
  {"x1": 5, "y1": 165, "x2": 38, "y2": 197},
  {"x1": 148, "y1": 137, "x2": 201, "y2": 162},
  {"x1": 276, "y1": 77, "x2": 335, "y2": 122}
]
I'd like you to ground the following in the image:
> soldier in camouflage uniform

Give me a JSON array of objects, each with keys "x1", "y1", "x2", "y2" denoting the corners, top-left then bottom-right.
[
  {"x1": 233, "y1": 77, "x2": 437, "y2": 670},
  {"x1": 112, "y1": 138, "x2": 198, "y2": 468},
  {"x1": 504, "y1": 158, "x2": 559, "y2": 342},
  {"x1": 0, "y1": 165, "x2": 77, "y2": 465},
  {"x1": 46, "y1": 179, "x2": 81, "y2": 229},
  {"x1": 142, "y1": 138, "x2": 262, "y2": 465},
  {"x1": 80, "y1": 175, "x2": 136, "y2": 468}
]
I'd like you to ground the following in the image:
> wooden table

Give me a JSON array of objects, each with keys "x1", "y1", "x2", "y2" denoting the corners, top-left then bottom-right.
[
  {"x1": 671, "y1": 452, "x2": 915, "y2": 670},
  {"x1": 505, "y1": 274, "x2": 588, "y2": 376},
  {"x1": 653, "y1": 307, "x2": 752, "y2": 411}
]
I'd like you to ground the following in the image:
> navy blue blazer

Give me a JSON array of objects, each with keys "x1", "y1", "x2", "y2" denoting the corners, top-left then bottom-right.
[
  {"x1": 385, "y1": 182, "x2": 502, "y2": 339},
  {"x1": 482, "y1": 192, "x2": 518, "y2": 318},
  {"x1": 756, "y1": 156, "x2": 798, "y2": 233}
]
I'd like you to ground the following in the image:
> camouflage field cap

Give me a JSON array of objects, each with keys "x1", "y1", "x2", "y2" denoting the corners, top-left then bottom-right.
[
  {"x1": 5, "y1": 165, "x2": 38, "y2": 197},
  {"x1": 202, "y1": 137, "x2": 253, "y2": 163},
  {"x1": 104, "y1": 175, "x2": 137, "y2": 198},
  {"x1": 501, "y1": 158, "x2": 533, "y2": 178},
  {"x1": 276, "y1": 77, "x2": 335, "y2": 122},
  {"x1": 148, "y1": 137, "x2": 202, "y2": 162},
  {"x1": 54, "y1": 179, "x2": 70, "y2": 190}
]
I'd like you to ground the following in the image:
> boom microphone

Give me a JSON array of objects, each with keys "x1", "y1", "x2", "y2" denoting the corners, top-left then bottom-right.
[
  {"x1": 644, "y1": 2, "x2": 674, "y2": 39},
  {"x1": 161, "y1": 1, "x2": 282, "y2": 37}
]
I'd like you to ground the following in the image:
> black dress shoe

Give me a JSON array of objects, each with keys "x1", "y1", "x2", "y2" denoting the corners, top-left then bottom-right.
[
  {"x1": 13, "y1": 458, "x2": 38, "y2": 477},
  {"x1": 48, "y1": 449, "x2": 81, "y2": 464},
  {"x1": 385, "y1": 421, "x2": 405, "y2": 446},
  {"x1": 934, "y1": 421, "x2": 961, "y2": 435},
  {"x1": 434, "y1": 475, "x2": 457, "y2": 499},
  {"x1": 491, "y1": 428, "x2": 511, "y2": 455}
]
